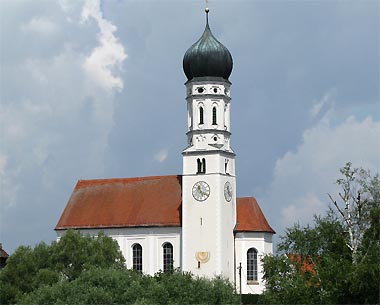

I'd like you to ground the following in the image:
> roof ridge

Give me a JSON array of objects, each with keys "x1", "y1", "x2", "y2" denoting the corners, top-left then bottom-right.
[
  {"x1": 237, "y1": 196, "x2": 256, "y2": 200},
  {"x1": 75, "y1": 174, "x2": 182, "y2": 188}
]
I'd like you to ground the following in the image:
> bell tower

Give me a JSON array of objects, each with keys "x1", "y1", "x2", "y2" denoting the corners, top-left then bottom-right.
[{"x1": 181, "y1": 8, "x2": 236, "y2": 281}]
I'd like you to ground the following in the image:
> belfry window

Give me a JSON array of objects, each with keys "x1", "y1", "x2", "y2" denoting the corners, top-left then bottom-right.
[
  {"x1": 199, "y1": 107, "x2": 204, "y2": 124},
  {"x1": 163, "y1": 242, "x2": 173, "y2": 272},
  {"x1": 212, "y1": 107, "x2": 217, "y2": 125},
  {"x1": 197, "y1": 158, "x2": 206, "y2": 174},
  {"x1": 247, "y1": 248, "x2": 258, "y2": 281},
  {"x1": 132, "y1": 244, "x2": 142, "y2": 272}
]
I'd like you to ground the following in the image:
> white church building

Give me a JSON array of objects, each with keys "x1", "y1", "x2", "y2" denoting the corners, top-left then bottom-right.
[{"x1": 56, "y1": 9, "x2": 275, "y2": 295}]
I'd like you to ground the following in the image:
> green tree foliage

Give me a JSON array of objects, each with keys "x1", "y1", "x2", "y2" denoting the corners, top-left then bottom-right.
[
  {"x1": 1, "y1": 230, "x2": 238, "y2": 305},
  {"x1": 17, "y1": 268, "x2": 238, "y2": 305},
  {"x1": 261, "y1": 163, "x2": 380, "y2": 304},
  {"x1": 0, "y1": 230, "x2": 125, "y2": 304}
]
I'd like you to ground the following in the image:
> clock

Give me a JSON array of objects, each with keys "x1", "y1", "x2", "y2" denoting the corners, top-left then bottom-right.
[
  {"x1": 224, "y1": 181, "x2": 232, "y2": 202},
  {"x1": 192, "y1": 181, "x2": 210, "y2": 201}
]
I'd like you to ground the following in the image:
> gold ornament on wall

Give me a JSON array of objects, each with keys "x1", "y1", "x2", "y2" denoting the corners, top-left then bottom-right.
[{"x1": 195, "y1": 251, "x2": 210, "y2": 263}]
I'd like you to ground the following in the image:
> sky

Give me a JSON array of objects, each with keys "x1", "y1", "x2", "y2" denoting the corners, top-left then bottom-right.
[{"x1": 1, "y1": 0, "x2": 379, "y2": 254}]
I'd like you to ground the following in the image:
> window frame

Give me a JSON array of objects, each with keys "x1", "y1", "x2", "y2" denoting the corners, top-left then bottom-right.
[
  {"x1": 132, "y1": 243, "x2": 143, "y2": 272},
  {"x1": 162, "y1": 242, "x2": 174, "y2": 272},
  {"x1": 247, "y1": 248, "x2": 258, "y2": 283}
]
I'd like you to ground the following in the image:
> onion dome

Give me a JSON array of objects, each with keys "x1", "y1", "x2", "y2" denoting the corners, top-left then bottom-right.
[{"x1": 183, "y1": 8, "x2": 233, "y2": 81}]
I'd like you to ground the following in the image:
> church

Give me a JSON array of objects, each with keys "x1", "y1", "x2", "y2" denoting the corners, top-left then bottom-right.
[{"x1": 55, "y1": 9, "x2": 275, "y2": 295}]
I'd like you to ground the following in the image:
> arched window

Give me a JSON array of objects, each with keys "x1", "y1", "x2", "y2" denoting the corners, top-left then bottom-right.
[
  {"x1": 197, "y1": 158, "x2": 202, "y2": 174},
  {"x1": 197, "y1": 158, "x2": 206, "y2": 174},
  {"x1": 132, "y1": 244, "x2": 142, "y2": 272},
  {"x1": 163, "y1": 243, "x2": 173, "y2": 272},
  {"x1": 212, "y1": 107, "x2": 217, "y2": 125},
  {"x1": 247, "y1": 248, "x2": 258, "y2": 281},
  {"x1": 199, "y1": 107, "x2": 204, "y2": 124}
]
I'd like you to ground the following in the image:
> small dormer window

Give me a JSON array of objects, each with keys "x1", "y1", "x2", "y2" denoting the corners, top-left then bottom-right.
[{"x1": 197, "y1": 87, "x2": 205, "y2": 94}]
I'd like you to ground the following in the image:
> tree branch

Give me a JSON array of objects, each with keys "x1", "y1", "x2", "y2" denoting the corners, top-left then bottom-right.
[{"x1": 328, "y1": 194, "x2": 347, "y2": 222}]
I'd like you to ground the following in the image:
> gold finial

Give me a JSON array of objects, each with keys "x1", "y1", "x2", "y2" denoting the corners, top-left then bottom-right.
[{"x1": 205, "y1": 7, "x2": 209, "y2": 13}]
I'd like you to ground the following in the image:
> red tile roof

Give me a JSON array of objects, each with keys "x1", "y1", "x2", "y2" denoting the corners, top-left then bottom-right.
[
  {"x1": 235, "y1": 197, "x2": 275, "y2": 233},
  {"x1": 288, "y1": 254, "x2": 317, "y2": 274},
  {"x1": 56, "y1": 175, "x2": 182, "y2": 230},
  {"x1": 0, "y1": 247, "x2": 9, "y2": 259},
  {"x1": 56, "y1": 175, "x2": 274, "y2": 234}
]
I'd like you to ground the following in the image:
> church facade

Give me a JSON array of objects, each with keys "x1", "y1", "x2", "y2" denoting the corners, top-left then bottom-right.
[{"x1": 56, "y1": 10, "x2": 275, "y2": 295}]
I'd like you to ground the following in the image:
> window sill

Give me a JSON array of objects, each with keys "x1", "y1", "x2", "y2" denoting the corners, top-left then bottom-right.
[{"x1": 247, "y1": 280, "x2": 259, "y2": 285}]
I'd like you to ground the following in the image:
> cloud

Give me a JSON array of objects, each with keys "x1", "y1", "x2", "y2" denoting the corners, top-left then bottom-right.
[
  {"x1": 310, "y1": 89, "x2": 336, "y2": 119},
  {"x1": 154, "y1": 149, "x2": 169, "y2": 163},
  {"x1": 21, "y1": 17, "x2": 58, "y2": 35},
  {"x1": 81, "y1": 0, "x2": 127, "y2": 92},
  {"x1": 0, "y1": 0, "x2": 128, "y2": 252},
  {"x1": 260, "y1": 100, "x2": 380, "y2": 235},
  {"x1": 0, "y1": 154, "x2": 19, "y2": 210},
  {"x1": 282, "y1": 193, "x2": 325, "y2": 226}
]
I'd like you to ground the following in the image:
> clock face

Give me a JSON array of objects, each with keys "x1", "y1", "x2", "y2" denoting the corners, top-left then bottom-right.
[
  {"x1": 192, "y1": 181, "x2": 210, "y2": 201},
  {"x1": 224, "y1": 181, "x2": 233, "y2": 202}
]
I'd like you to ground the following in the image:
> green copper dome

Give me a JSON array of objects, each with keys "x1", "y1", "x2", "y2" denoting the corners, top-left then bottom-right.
[{"x1": 183, "y1": 11, "x2": 233, "y2": 81}]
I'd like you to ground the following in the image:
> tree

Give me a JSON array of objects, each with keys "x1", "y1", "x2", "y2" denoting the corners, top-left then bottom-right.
[
  {"x1": 261, "y1": 164, "x2": 380, "y2": 304},
  {"x1": 0, "y1": 230, "x2": 125, "y2": 304},
  {"x1": 328, "y1": 162, "x2": 379, "y2": 263},
  {"x1": 1, "y1": 230, "x2": 238, "y2": 305},
  {"x1": 17, "y1": 268, "x2": 239, "y2": 305},
  {"x1": 261, "y1": 212, "x2": 352, "y2": 304},
  {"x1": 52, "y1": 229, "x2": 125, "y2": 280}
]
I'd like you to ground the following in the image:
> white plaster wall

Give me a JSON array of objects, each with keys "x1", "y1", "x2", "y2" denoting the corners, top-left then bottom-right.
[
  {"x1": 56, "y1": 227, "x2": 181, "y2": 275},
  {"x1": 234, "y1": 232, "x2": 273, "y2": 294},
  {"x1": 182, "y1": 173, "x2": 236, "y2": 282}
]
